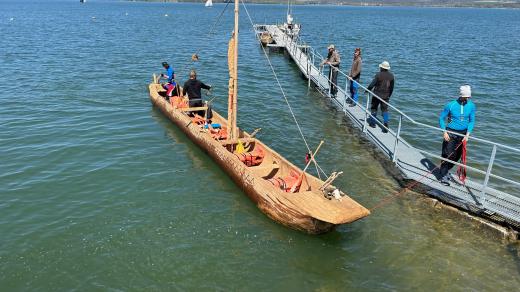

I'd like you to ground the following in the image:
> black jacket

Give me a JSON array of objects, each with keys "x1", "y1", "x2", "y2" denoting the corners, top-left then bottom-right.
[
  {"x1": 367, "y1": 70, "x2": 394, "y2": 99},
  {"x1": 182, "y1": 79, "x2": 211, "y2": 102}
]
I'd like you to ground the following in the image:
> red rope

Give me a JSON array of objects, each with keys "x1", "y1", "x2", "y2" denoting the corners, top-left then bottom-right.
[
  {"x1": 456, "y1": 140, "x2": 467, "y2": 184},
  {"x1": 370, "y1": 141, "x2": 465, "y2": 212}
]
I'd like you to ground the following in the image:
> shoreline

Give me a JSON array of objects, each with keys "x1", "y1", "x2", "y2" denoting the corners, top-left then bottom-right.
[{"x1": 126, "y1": 0, "x2": 520, "y2": 9}]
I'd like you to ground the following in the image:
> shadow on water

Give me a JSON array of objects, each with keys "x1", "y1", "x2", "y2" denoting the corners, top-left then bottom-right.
[
  {"x1": 507, "y1": 243, "x2": 520, "y2": 275},
  {"x1": 150, "y1": 106, "x2": 209, "y2": 170}
]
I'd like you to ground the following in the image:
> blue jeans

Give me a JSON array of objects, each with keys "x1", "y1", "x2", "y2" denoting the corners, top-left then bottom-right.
[{"x1": 349, "y1": 80, "x2": 359, "y2": 103}]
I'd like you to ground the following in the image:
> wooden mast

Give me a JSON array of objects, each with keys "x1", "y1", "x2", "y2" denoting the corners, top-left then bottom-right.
[{"x1": 227, "y1": 0, "x2": 239, "y2": 140}]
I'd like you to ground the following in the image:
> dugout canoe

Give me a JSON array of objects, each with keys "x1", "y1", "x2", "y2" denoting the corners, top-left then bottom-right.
[{"x1": 148, "y1": 83, "x2": 370, "y2": 234}]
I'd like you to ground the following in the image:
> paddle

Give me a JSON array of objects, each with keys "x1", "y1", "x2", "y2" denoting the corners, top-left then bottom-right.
[{"x1": 289, "y1": 140, "x2": 324, "y2": 193}]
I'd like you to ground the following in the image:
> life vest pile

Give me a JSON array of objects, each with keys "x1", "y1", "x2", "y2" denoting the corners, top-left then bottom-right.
[
  {"x1": 191, "y1": 115, "x2": 206, "y2": 126},
  {"x1": 268, "y1": 170, "x2": 301, "y2": 193},
  {"x1": 169, "y1": 96, "x2": 188, "y2": 109},
  {"x1": 210, "y1": 127, "x2": 228, "y2": 140},
  {"x1": 233, "y1": 144, "x2": 265, "y2": 167}
]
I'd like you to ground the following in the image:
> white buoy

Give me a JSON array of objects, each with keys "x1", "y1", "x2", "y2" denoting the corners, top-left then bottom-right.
[
  {"x1": 9, "y1": 17, "x2": 14, "y2": 21},
  {"x1": 164, "y1": 14, "x2": 168, "y2": 17},
  {"x1": 125, "y1": 12, "x2": 128, "y2": 16}
]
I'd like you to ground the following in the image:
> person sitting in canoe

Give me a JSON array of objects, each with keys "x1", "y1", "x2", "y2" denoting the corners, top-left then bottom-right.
[
  {"x1": 159, "y1": 61, "x2": 178, "y2": 98},
  {"x1": 183, "y1": 70, "x2": 211, "y2": 117}
]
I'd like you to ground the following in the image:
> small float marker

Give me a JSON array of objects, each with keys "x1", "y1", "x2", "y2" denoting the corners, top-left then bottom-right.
[
  {"x1": 125, "y1": 12, "x2": 128, "y2": 16},
  {"x1": 9, "y1": 17, "x2": 14, "y2": 21},
  {"x1": 164, "y1": 14, "x2": 168, "y2": 17}
]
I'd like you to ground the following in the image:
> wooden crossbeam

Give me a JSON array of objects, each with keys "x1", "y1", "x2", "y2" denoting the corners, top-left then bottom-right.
[
  {"x1": 220, "y1": 138, "x2": 256, "y2": 145},
  {"x1": 250, "y1": 164, "x2": 280, "y2": 171},
  {"x1": 179, "y1": 106, "x2": 208, "y2": 112}
]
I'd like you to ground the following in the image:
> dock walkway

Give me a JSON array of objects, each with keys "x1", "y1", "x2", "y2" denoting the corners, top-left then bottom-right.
[{"x1": 254, "y1": 24, "x2": 520, "y2": 230}]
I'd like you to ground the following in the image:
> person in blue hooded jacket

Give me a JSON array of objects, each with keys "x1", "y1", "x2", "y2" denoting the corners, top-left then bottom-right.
[
  {"x1": 159, "y1": 62, "x2": 178, "y2": 98},
  {"x1": 438, "y1": 85, "x2": 476, "y2": 185}
]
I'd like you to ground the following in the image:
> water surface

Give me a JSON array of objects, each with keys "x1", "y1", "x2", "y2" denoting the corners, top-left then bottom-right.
[{"x1": 1, "y1": 1, "x2": 519, "y2": 290}]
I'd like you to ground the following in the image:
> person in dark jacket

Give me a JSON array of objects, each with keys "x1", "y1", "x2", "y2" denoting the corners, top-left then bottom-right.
[
  {"x1": 367, "y1": 61, "x2": 394, "y2": 133},
  {"x1": 438, "y1": 85, "x2": 476, "y2": 186},
  {"x1": 320, "y1": 44, "x2": 340, "y2": 97},
  {"x1": 348, "y1": 47, "x2": 362, "y2": 106},
  {"x1": 183, "y1": 70, "x2": 211, "y2": 116}
]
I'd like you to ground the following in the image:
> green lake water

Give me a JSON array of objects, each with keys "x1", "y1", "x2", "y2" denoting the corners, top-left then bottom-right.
[{"x1": 1, "y1": 1, "x2": 519, "y2": 290}]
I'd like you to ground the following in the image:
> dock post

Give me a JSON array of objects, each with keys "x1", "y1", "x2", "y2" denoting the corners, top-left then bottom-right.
[
  {"x1": 480, "y1": 145, "x2": 497, "y2": 208},
  {"x1": 307, "y1": 58, "x2": 311, "y2": 88},
  {"x1": 363, "y1": 93, "x2": 370, "y2": 133},
  {"x1": 392, "y1": 115, "x2": 403, "y2": 163},
  {"x1": 344, "y1": 76, "x2": 349, "y2": 106},
  {"x1": 327, "y1": 67, "x2": 331, "y2": 97}
]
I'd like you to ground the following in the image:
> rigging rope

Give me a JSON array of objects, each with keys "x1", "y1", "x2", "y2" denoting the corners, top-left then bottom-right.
[
  {"x1": 240, "y1": 0, "x2": 327, "y2": 179},
  {"x1": 238, "y1": 1, "x2": 473, "y2": 212}
]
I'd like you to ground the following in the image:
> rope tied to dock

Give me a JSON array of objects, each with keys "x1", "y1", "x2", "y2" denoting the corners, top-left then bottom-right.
[{"x1": 370, "y1": 141, "x2": 466, "y2": 212}]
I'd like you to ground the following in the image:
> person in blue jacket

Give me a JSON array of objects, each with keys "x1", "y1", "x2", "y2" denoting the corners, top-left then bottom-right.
[
  {"x1": 438, "y1": 85, "x2": 476, "y2": 185},
  {"x1": 160, "y1": 62, "x2": 178, "y2": 98},
  {"x1": 160, "y1": 61, "x2": 175, "y2": 83}
]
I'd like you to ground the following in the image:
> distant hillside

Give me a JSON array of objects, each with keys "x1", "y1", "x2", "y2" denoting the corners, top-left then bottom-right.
[{"x1": 132, "y1": 0, "x2": 520, "y2": 8}]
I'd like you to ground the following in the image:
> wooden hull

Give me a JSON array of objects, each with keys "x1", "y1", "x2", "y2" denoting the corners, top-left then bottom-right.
[{"x1": 149, "y1": 84, "x2": 369, "y2": 234}]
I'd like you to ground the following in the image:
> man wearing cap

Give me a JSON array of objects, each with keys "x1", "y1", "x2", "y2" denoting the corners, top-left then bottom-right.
[
  {"x1": 320, "y1": 44, "x2": 341, "y2": 97},
  {"x1": 160, "y1": 62, "x2": 178, "y2": 98},
  {"x1": 160, "y1": 62, "x2": 175, "y2": 83},
  {"x1": 438, "y1": 85, "x2": 476, "y2": 186},
  {"x1": 367, "y1": 60, "x2": 394, "y2": 133},
  {"x1": 348, "y1": 48, "x2": 362, "y2": 106}
]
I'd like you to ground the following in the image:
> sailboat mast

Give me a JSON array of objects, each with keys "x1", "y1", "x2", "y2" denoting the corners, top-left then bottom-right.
[{"x1": 230, "y1": 0, "x2": 239, "y2": 140}]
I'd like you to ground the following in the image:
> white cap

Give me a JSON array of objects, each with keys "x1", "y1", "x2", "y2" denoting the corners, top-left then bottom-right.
[
  {"x1": 459, "y1": 85, "x2": 471, "y2": 98},
  {"x1": 379, "y1": 61, "x2": 390, "y2": 70},
  {"x1": 327, "y1": 44, "x2": 335, "y2": 50}
]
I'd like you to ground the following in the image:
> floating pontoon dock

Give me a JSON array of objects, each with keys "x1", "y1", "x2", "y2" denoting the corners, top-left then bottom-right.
[{"x1": 253, "y1": 24, "x2": 520, "y2": 233}]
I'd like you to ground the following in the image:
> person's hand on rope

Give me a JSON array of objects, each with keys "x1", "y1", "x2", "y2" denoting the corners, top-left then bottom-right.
[
  {"x1": 443, "y1": 131, "x2": 450, "y2": 142},
  {"x1": 463, "y1": 133, "x2": 470, "y2": 142}
]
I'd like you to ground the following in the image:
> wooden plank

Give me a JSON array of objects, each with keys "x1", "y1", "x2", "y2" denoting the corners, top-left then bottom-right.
[
  {"x1": 220, "y1": 138, "x2": 256, "y2": 145},
  {"x1": 179, "y1": 106, "x2": 208, "y2": 112}
]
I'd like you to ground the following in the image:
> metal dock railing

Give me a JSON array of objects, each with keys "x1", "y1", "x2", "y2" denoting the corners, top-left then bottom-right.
[{"x1": 253, "y1": 24, "x2": 520, "y2": 230}]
